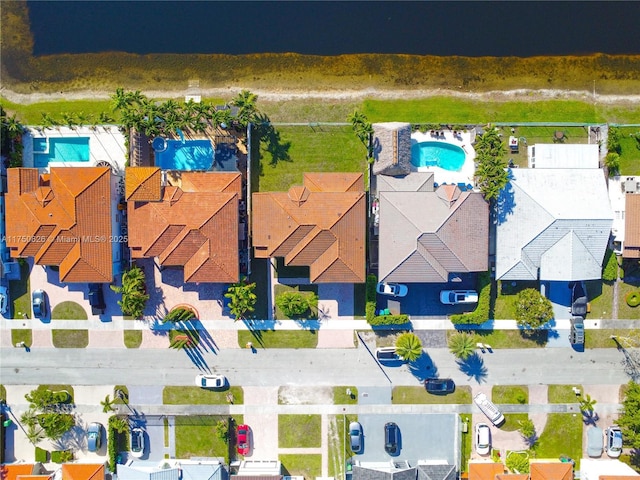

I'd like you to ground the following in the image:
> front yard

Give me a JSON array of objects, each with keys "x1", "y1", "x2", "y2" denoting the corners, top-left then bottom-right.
[{"x1": 174, "y1": 415, "x2": 242, "y2": 462}]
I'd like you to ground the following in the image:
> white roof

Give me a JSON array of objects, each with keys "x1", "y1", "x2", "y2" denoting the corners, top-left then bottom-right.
[
  {"x1": 528, "y1": 143, "x2": 599, "y2": 169},
  {"x1": 496, "y1": 168, "x2": 613, "y2": 281},
  {"x1": 579, "y1": 458, "x2": 640, "y2": 479}
]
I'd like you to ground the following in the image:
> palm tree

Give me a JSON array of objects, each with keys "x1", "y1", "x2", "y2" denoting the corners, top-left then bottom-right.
[
  {"x1": 579, "y1": 394, "x2": 597, "y2": 413},
  {"x1": 111, "y1": 87, "x2": 129, "y2": 112},
  {"x1": 348, "y1": 110, "x2": 374, "y2": 158},
  {"x1": 230, "y1": 90, "x2": 258, "y2": 127},
  {"x1": 474, "y1": 129, "x2": 509, "y2": 201},
  {"x1": 3, "y1": 114, "x2": 24, "y2": 137},
  {"x1": 76, "y1": 111, "x2": 90, "y2": 127},
  {"x1": 224, "y1": 278, "x2": 257, "y2": 321},
  {"x1": 40, "y1": 112, "x2": 58, "y2": 130},
  {"x1": 395, "y1": 333, "x2": 423, "y2": 362},
  {"x1": 108, "y1": 416, "x2": 129, "y2": 434},
  {"x1": 448, "y1": 332, "x2": 477, "y2": 360},
  {"x1": 98, "y1": 111, "x2": 115, "y2": 124},
  {"x1": 100, "y1": 395, "x2": 116, "y2": 413}
]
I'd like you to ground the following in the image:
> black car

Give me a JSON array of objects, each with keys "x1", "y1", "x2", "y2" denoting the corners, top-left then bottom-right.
[
  {"x1": 425, "y1": 378, "x2": 456, "y2": 394},
  {"x1": 571, "y1": 282, "x2": 588, "y2": 316},
  {"x1": 569, "y1": 317, "x2": 585, "y2": 346},
  {"x1": 32, "y1": 289, "x2": 48, "y2": 319},
  {"x1": 88, "y1": 283, "x2": 106, "y2": 315},
  {"x1": 384, "y1": 422, "x2": 399, "y2": 455}
]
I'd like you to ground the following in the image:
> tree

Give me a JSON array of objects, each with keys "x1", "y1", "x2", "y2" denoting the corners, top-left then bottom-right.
[
  {"x1": 448, "y1": 332, "x2": 477, "y2": 360},
  {"x1": 224, "y1": 278, "x2": 258, "y2": 321},
  {"x1": 347, "y1": 110, "x2": 373, "y2": 157},
  {"x1": 395, "y1": 332, "x2": 423, "y2": 362},
  {"x1": 618, "y1": 381, "x2": 640, "y2": 448},
  {"x1": 518, "y1": 418, "x2": 536, "y2": 446},
  {"x1": 605, "y1": 152, "x2": 620, "y2": 177},
  {"x1": 602, "y1": 248, "x2": 619, "y2": 282},
  {"x1": 514, "y1": 288, "x2": 554, "y2": 329},
  {"x1": 100, "y1": 395, "x2": 116, "y2": 413},
  {"x1": 37, "y1": 413, "x2": 75, "y2": 440},
  {"x1": 111, "y1": 266, "x2": 149, "y2": 318},
  {"x1": 474, "y1": 129, "x2": 509, "y2": 201},
  {"x1": 579, "y1": 394, "x2": 597, "y2": 413},
  {"x1": 230, "y1": 90, "x2": 258, "y2": 127},
  {"x1": 275, "y1": 291, "x2": 317, "y2": 317}
]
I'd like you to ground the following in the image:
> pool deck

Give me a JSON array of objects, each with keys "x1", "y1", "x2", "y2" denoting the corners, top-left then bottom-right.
[
  {"x1": 22, "y1": 126, "x2": 127, "y2": 173},
  {"x1": 411, "y1": 129, "x2": 476, "y2": 186}
]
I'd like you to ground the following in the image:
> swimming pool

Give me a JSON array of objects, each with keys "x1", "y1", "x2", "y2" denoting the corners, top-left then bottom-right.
[
  {"x1": 411, "y1": 141, "x2": 466, "y2": 171},
  {"x1": 34, "y1": 137, "x2": 91, "y2": 167},
  {"x1": 154, "y1": 139, "x2": 214, "y2": 170}
]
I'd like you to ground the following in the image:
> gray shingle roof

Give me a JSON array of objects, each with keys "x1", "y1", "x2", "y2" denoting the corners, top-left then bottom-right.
[
  {"x1": 372, "y1": 123, "x2": 412, "y2": 176},
  {"x1": 417, "y1": 465, "x2": 457, "y2": 480},
  {"x1": 496, "y1": 168, "x2": 613, "y2": 281}
]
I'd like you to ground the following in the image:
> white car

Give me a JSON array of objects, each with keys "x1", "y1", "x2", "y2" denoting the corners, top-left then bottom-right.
[
  {"x1": 440, "y1": 290, "x2": 478, "y2": 305},
  {"x1": 475, "y1": 423, "x2": 491, "y2": 455},
  {"x1": 129, "y1": 427, "x2": 145, "y2": 458},
  {"x1": 0, "y1": 285, "x2": 8, "y2": 315},
  {"x1": 195, "y1": 374, "x2": 226, "y2": 388},
  {"x1": 376, "y1": 282, "x2": 408, "y2": 297}
]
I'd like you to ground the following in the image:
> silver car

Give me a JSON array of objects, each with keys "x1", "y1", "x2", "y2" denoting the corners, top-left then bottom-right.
[
  {"x1": 349, "y1": 421, "x2": 363, "y2": 453},
  {"x1": 87, "y1": 422, "x2": 103, "y2": 452}
]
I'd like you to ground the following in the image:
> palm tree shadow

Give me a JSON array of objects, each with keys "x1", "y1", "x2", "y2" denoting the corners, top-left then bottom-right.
[
  {"x1": 408, "y1": 353, "x2": 438, "y2": 382},
  {"x1": 582, "y1": 410, "x2": 600, "y2": 426},
  {"x1": 456, "y1": 352, "x2": 488, "y2": 383},
  {"x1": 253, "y1": 115, "x2": 292, "y2": 167}
]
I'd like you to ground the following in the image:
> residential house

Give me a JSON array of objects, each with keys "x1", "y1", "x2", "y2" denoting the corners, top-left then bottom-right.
[
  {"x1": 5, "y1": 167, "x2": 113, "y2": 282},
  {"x1": 232, "y1": 460, "x2": 282, "y2": 480},
  {"x1": 496, "y1": 169, "x2": 613, "y2": 281},
  {"x1": 623, "y1": 192, "x2": 640, "y2": 259},
  {"x1": 117, "y1": 458, "x2": 227, "y2": 480},
  {"x1": 579, "y1": 458, "x2": 639, "y2": 479},
  {"x1": 529, "y1": 462, "x2": 572, "y2": 480},
  {"x1": 352, "y1": 464, "x2": 456, "y2": 480},
  {"x1": 467, "y1": 462, "x2": 506, "y2": 479},
  {"x1": 376, "y1": 172, "x2": 488, "y2": 283},
  {"x1": 252, "y1": 173, "x2": 366, "y2": 283},
  {"x1": 61, "y1": 463, "x2": 106, "y2": 480},
  {"x1": 527, "y1": 144, "x2": 600, "y2": 169},
  {"x1": 0, "y1": 464, "x2": 51, "y2": 480},
  {"x1": 126, "y1": 167, "x2": 242, "y2": 283},
  {"x1": 371, "y1": 123, "x2": 413, "y2": 177}
]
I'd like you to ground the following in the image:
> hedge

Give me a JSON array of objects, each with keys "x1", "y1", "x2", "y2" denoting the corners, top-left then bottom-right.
[
  {"x1": 51, "y1": 450, "x2": 73, "y2": 463},
  {"x1": 366, "y1": 274, "x2": 377, "y2": 322},
  {"x1": 450, "y1": 271, "x2": 491, "y2": 325},
  {"x1": 602, "y1": 249, "x2": 619, "y2": 282},
  {"x1": 35, "y1": 446, "x2": 49, "y2": 462},
  {"x1": 369, "y1": 314, "x2": 410, "y2": 327}
]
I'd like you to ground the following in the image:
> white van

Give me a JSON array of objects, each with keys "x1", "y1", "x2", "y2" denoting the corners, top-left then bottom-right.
[
  {"x1": 376, "y1": 347, "x2": 405, "y2": 363},
  {"x1": 473, "y1": 393, "x2": 505, "y2": 426}
]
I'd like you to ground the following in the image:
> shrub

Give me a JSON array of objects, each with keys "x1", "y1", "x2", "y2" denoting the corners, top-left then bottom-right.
[
  {"x1": 369, "y1": 314, "x2": 410, "y2": 326},
  {"x1": 450, "y1": 271, "x2": 491, "y2": 325},
  {"x1": 602, "y1": 248, "x2": 619, "y2": 282},
  {"x1": 51, "y1": 450, "x2": 73, "y2": 463},
  {"x1": 505, "y1": 451, "x2": 530, "y2": 473},
  {"x1": 608, "y1": 126, "x2": 622, "y2": 155},
  {"x1": 35, "y1": 446, "x2": 49, "y2": 462},
  {"x1": 215, "y1": 419, "x2": 229, "y2": 441},
  {"x1": 275, "y1": 291, "x2": 317, "y2": 317},
  {"x1": 108, "y1": 415, "x2": 128, "y2": 472},
  {"x1": 366, "y1": 275, "x2": 377, "y2": 302},
  {"x1": 365, "y1": 301, "x2": 376, "y2": 322},
  {"x1": 518, "y1": 418, "x2": 536, "y2": 440},
  {"x1": 164, "y1": 306, "x2": 196, "y2": 322},
  {"x1": 514, "y1": 288, "x2": 553, "y2": 329},
  {"x1": 626, "y1": 291, "x2": 640, "y2": 308},
  {"x1": 605, "y1": 152, "x2": 620, "y2": 176},
  {"x1": 37, "y1": 413, "x2": 75, "y2": 440}
]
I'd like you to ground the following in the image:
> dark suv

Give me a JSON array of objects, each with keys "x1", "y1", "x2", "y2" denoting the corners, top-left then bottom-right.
[
  {"x1": 88, "y1": 283, "x2": 106, "y2": 315},
  {"x1": 571, "y1": 282, "x2": 588, "y2": 316},
  {"x1": 384, "y1": 422, "x2": 399, "y2": 455}
]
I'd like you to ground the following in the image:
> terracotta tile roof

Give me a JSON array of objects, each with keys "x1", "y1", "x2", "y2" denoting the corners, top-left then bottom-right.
[
  {"x1": 468, "y1": 463, "x2": 505, "y2": 480},
  {"x1": 496, "y1": 475, "x2": 528, "y2": 480},
  {"x1": 5, "y1": 167, "x2": 113, "y2": 282},
  {"x1": 127, "y1": 169, "x2": 241, "y2": 283},
  {"x1": 624, "y1": 194, "x2": 640, "y2": 258},
  {"x1": 126, "y1": 167, "x2": 162, "y2": 202},
  {"x1": 252, "y1": 173, "x2": 366, "y2": 283},
  {"x1": 61, "y1": 464, "x2": 105, "y2": 480},
  {"x1": 1, "y1": 465, "x2": 38, "y2": 480},
  {"x1": 530, "y1": 462, "x2": 572, "y2": 480}
]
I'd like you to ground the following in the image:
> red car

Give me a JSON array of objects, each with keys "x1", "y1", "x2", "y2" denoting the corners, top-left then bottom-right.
[{"x1": 237, "y1": 424, "x2": 250, "y2": 455}]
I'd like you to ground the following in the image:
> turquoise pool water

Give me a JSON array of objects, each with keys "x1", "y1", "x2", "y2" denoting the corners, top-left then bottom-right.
[
  {"x1": 411, "y1": 141, "x2": 466, "y2": 171},
  {"x1": 155, "y1": 139, "x2": 214, "y2": 170},
  {"x1": 34, "y1": 137, "x2": 90, "y2": 167}
]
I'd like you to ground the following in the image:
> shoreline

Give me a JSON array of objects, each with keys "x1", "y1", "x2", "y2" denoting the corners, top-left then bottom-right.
[{"x1": 2, "y1": 86, "x2": 640, "y2": 106}]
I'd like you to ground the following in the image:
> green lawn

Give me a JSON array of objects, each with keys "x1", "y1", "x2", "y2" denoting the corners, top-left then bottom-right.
[
  {"x1": 51, "y1": 330, "x2": 88, "y2": 348},
  {"x1": 174, "y1": 415, "x2": 242, "y2": 462},
  {"x1": 280, "y1": 454, "x2": 322, "y2": 480},
  {"x1": 501, "y1": 413, "x2": 529, "y2": 432},
  {"x1": 492, "y1": 385, "x2": 529, "y2": 404},
  {"x1": 274, "y1": 284, "x2": 318, "y2": 320},
  {"x1": 11, "y1": 329, "x2": 32, "y2": 347},
  {"x1": 446, "y1": 329, "x2": 547, "y2": 348},
  {"x1": 619, "y1": 282, "x2": 640, "y2": 319},
  {"x1": 51, "y1": 301, "x2": 88, "y2": 320},
  {"x1": 328, "y1": 414, "x2": 357, "y2": 478},
  {"x1": 163, "y1": 386, "x2": 244, "y2": 405},
  {"x1": 333, "y1": 386, "x2": 358, "y2": 405},
  {"x1": 0, "y1": 385, "x2": 6, "y2": 402},
  {"x1": 534, "y1": 413, "x2": 582, "y2": 467},
  {"x1": 278, "y1": 415, "x2": 321, "y2": 448},
  {"x1": 238, "y1": 330, "x2": 318, "y2": 349},
  {"x1": 585, "y1": 329, "x2": 631, "y2": 348},
  {"x1": 9, "y1": 260, "x2": 31, "y2": 319},
  {"x1": 1, "y1": 98, "x2": 114, "y2": 125},
  {"x1": 548, "y1": 385, "x2": 583, "y2": 403},
  {"x1": 36, "y1": 384, "x2": 75, "y2": 401},
  {"x1": 585, "y1": 280, "x2": 614, "y2": 319},
  {"x1": 123, "y1": 330, "x2": 142, "y2": 348},
  {"x1": 256, "y1": 125, "x2": 366, "y2": 192},
  {"x1": 617, "y1": 127, "x2": 640, "y2": 175},
  {"x1": 493, "y1": 280, "x2": 539, "y2": 320},
  {"x1": 460, "y1": 414, "x2": 472, "y2": 473},
  {"x1": 392, "y1": 386, "x2": 472, "y2": 405}
]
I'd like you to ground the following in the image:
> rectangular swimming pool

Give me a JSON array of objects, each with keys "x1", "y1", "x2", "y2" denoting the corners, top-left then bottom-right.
[
  {"x1": 34, "y1": 137, "x2": 91, "y2": 167},
  {"x1": 155, "y1": 139, "x2": 214, "y2": 171}
]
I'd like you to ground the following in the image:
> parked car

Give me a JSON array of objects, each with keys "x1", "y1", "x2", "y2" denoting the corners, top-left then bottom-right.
[
  {"x1": 32, "y1": 289, "x2": 47, "y2": 318},
  {"x1": 88, "y1": 283, "x2": 106, "y2": 315},
  {"x1": 569, "y1": 317, "x2": 585, "y2": 346},
  {"x1": 376, "y1": 347, "x2": 406, "y2": 364},
  {"x1": 87, "y1": 422, "x2": 103, "y2": 452},
  {"x1": 587, "y1": 426, "x2": 603, "y2": 457},
  {"x1": 384, "y1": 422, "x2": 399, "y2": 455},
  {"x1": 605, "y1": 425, "x2": 623, "y2": 458},
  {"x1": 424, "y1": 378, "x2": 455, "y2": 394},
  {"x1": 473, "y1": 393, "x2": 505, "y2": 426},
  {"x1": 571, "y1": 281, "x2": 588, "y2": 316},
  {"x1": 440, "y1": 290, "x2": 478, "y2": 305},
  {"x1": 376, "y1": 282, "x2": 408, "y2": 297},
  {"x1": 475, "y1": 423, "x2": 491, "y2": 455},
  {"x1": 349, "y1": 421, "x2": 363, "y2": 454},
  {"x1": 130, "y1": 427, "x2": 145, "y2": 458},
  {"x1": 195, "y1": 374, "x2": 226, "y2": 388},
  {"x1": 237, "y1": 424, "x2": 250, "y2": 455},
  {"x1": 0, "y1": 285, "x2": 8, "y2": 315}
]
